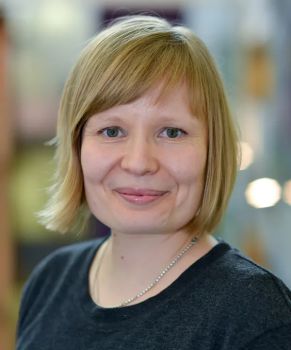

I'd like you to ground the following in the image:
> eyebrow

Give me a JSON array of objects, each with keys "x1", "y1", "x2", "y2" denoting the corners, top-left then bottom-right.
[
  {"x1": 88, "y1": 110, "x2": 205, "y2": 133},
  {"x1": 88, "y1": 111, "x2": 202, "y2": 127},
  {"x1": 88, "y1": 114, "x2": 125, "y2": 124}
]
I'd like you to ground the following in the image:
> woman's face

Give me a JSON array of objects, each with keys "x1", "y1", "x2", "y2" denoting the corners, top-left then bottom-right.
[{"x1": 81, "y1": 81, "x2": 207, "y2": 235}]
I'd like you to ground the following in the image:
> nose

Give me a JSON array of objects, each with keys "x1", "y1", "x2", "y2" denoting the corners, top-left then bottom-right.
[{"x1": 120, "y1": 135, "x2": 159, "y2": 176}]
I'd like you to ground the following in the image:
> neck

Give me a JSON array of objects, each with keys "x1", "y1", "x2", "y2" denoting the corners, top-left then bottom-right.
[
  {"x1": 90, "y1": 230, "x2": 217, "y2": 307},
  {"x1": 109, "y1": 230, "x2": 195, "y2": 272}
]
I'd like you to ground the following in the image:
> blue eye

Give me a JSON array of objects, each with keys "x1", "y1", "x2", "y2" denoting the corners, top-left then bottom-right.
[
  {"x1": 99, "y1": 127, "x2": 123, "y2": 138},
  {"x1": 98, "y1": 126, "x2": 185, "y2": 139},
  {"x1": 160, "y1": 127, "x2": 186, "y2": 138}
]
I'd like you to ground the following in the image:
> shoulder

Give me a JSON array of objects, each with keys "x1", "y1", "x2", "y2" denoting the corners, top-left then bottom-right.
[
  {"x1": 217, "y1": 244, "x2": 291, "y2": 302},
  {"x1": 213, "y1": 243, "x2": 291, "y2": 311},
  {"x1": 25, "y1": 239, "x2": 102, "y2": 286},
  {"x1": 17, "y1": 238, "x2": 103, "y2": 332},
  {"x1": 204, "y1": 242, "x2": 291, "y2": 346},
  {"x1": 241, "y1": 323, "x2": 291, "y2": 350}
]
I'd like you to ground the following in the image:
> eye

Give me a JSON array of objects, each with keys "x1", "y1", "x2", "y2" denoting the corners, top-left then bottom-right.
[
  {"x1": 160, "y1": 127, "x2": 187, "y2": 139},
  {"x1": 98, "y1": 126, "x2": 125, "y2": 138}
]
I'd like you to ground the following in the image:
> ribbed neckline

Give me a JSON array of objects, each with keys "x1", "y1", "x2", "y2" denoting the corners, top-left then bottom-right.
[{"x1": 77, "y1": 237, "x2": 231, "y2": 327}]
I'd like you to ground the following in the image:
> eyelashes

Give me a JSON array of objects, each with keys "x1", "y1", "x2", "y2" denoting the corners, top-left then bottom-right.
[
  {"x1": 98, "y1": 126, "x2": 125, "y2": 138},
  {"x1": 98, "y1": 126, "x2": 187, "y2": 139},
  {"x1": 159, "y1": 127, "x2": 187, "y2": 139}
]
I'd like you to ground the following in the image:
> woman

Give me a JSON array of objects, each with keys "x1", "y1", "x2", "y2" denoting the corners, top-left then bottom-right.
[{"x1": 16, "y1": 16, "x2": 291, "y2": 349}]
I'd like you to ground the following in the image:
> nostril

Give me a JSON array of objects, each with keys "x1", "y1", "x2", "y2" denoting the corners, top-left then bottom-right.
[
  {"x1": 121, "y1": 159, "x2": 159, "y2": 175},
  {"x1": 120, "y1": 146, "x2": 159, "y2": 175}
]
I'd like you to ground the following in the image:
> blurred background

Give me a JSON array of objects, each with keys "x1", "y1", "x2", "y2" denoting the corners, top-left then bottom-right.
[{"x1": 0, "y1": 0, "x2": 291, "y2": 348}]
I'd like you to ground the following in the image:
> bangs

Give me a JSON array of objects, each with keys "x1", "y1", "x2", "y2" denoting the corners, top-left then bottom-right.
[{"x1": 82, "y1": 32, "x2": 206, "y2": 123}]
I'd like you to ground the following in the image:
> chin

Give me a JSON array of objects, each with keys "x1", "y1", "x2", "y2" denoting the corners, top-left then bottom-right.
[{"x1": 109, "y1": 221, "x2": 164, "y2": 235}]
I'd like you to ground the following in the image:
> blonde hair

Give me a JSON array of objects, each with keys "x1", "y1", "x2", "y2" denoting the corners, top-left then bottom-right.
[{"x1": 39, "y1": 15, "x2": 238, "y2": 234}]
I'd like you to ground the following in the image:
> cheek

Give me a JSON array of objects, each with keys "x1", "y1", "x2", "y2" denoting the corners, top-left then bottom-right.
[
  {"x1": 81, "y1": 142, "x2": 107, "y2": 183},
  {"x1": 168, "y1": 147, "x2": 207, "y2": 186}
]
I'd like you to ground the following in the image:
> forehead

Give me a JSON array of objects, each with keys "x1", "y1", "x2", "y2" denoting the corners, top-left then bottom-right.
[
  {"x1": 144, "y1": 80, "x2": 191, "y2": 107},
  {"x1": 91, "y1": 80, "x2": 201, "y2": 120}
]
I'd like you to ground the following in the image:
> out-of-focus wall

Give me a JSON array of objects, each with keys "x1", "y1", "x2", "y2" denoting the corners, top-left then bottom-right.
[{"x1": 0, "y1": 6, "x2": 15, "y2": 350}]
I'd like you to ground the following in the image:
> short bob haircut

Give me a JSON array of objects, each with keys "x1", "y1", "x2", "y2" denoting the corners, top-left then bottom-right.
[{"x1": 39, "y1": 15, "x2": 238, "y2": 235}]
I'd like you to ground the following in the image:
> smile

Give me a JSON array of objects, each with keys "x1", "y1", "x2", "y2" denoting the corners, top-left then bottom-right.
[{"x1": 113, "y1": 188, "x2": 169, "y2": 205}]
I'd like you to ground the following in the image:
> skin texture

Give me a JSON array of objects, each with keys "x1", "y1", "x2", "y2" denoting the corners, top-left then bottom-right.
[
  {"x1": 81, "y1": 82, "x2": 207, "y2": 236},
  {"x1": 81, "y1": 82, "x2": 217, "y2": 307}
]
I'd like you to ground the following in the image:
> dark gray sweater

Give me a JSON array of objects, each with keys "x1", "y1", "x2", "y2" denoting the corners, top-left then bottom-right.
[{"x1": 16, "y1": 239, "x2": 291, "y2": 349}]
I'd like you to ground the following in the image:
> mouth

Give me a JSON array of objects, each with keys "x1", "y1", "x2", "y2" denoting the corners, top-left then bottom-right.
[{"x1": 113, "y1": 188, "x2": 169, "y2": 205}]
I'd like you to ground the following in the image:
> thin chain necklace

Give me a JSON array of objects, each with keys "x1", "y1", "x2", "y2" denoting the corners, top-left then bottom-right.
[{"x1": 94, "y1": 236, "x2": 199, "y2": 308}]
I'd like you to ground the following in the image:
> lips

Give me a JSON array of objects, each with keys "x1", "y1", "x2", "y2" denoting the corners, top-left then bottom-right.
[
  {"x1": 114, "y1": 187, "x2": 168, "y2": 204},
  {"x1": 115, "y1": 188, "x2": 167, "y2": 196}
]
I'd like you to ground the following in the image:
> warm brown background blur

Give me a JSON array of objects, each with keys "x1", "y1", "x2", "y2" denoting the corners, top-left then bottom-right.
[{"x1": 1, "y1": 1, "x2": 291, "y2": 349}]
